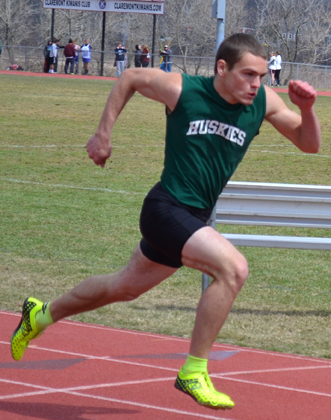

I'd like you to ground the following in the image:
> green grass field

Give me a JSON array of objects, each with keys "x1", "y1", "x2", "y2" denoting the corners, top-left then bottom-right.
[{"x1": 1, "y1": 74, "x2": 330, "y2": 359}]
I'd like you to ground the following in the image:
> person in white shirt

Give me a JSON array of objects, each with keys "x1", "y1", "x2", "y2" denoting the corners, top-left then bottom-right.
[
  {"x1": 275, "y1": 52, "x2": 282, "y2": 86},
  {"x1": 268, "y1": 51, "x2": 276, "y2": 86},
  {"x1": 81, "y1": 39, "x2": 92, "y2": 75},
  {"x1": 49, "y1": 39, "x2": 59, "y2": 74}
]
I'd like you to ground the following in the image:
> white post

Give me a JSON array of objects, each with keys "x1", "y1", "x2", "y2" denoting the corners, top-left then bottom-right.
[
  {"x1": 216, "y1": 18, "x2": 225, "y2": 51},
  {"x1": 212, "y1": 0, "x2": 226, "y2": 51}
]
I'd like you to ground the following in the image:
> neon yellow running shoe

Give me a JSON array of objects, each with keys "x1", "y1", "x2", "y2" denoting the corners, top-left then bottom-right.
[
  {"x1": 11, "y1": 297, "x2": 44, "y2": 361},
  {"x1": 174, "y1": 367, "x2": 235, "y2": 409}
]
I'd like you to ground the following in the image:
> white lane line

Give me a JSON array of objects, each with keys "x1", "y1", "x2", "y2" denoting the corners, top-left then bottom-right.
[
  {"x1": 2, "y1": 336, "x2": 329, "y2": 382},
  {"x1": 0, "y1": 340, "x2": 178, "y2": 373},
  {"x1": 1, "y1": 143, "x2": 330, "y2": 157},
  {"x1": 0, "y1": 145, "x2": 85, "y2": 148},
  {"x1": 1, "y1": 338, "x2": 330, "y2": 400},
  {"x1": 0, "y1": 378, "x2": 60, "y2": 400},
  {"x1": 221, "y1": 376, "x2": 331, "y2": 399},
  {"x1": 0, "y1": 378, "x2": 236, "y2": 420},
  {"x1": 0, "y1": 389, "x2": 58, "y2": 401},
  {"x1": 57, "y1": 376, "x2": 175, "y2": 392},
  {"x1": 62, "y1": 390, "x2": 237, "y2": 420},
  {"x1": 1, "y1": 311, "x2": 330, "y2": 366},
  {"x1": 250, "y1": 144, "x2": 293, "y2": 148},
  {"x1": 0, "y1": 144, "x2": 164, "y2": 148},
  {"x1": 247, "y1": 150, "x2": 331, "y2": 158},
  {"x1": 2, "y1": 336, "x2": 329, "y2": 375},
  {"x1": 1, "y1": 178, "x2": 146, "y2": 195},
  {"x1": 0, "y1": 376, "x2": 175, "y2": 397},
  {"x1": 218, "y1": 364, "x2": 331, "y2": 377}
]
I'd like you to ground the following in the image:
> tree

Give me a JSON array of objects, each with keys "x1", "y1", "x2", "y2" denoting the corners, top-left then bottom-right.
[
  {"x1": 225, "y1": 0, "x2": 253, "y2": 38},
  {"x1": 153, "y1": 0, "x2": 250, "y2": 74},
  {"x1": 151, "y1": 0, "x2": 215, "y2": 74},
  {"x1": 0, "y1": 0, "x2": 39, "y2": 62},
  {"x1": 253, "y1": 0, "x2": 331, "y2": 64}
]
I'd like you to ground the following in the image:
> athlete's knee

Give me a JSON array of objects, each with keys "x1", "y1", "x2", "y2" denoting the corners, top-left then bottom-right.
[
  {"x1": 233, "y1": 255, "x2": 249, "y2": 290},
  {"x1": 214, "y1": 253, "x2": 248, "y2": 294}
]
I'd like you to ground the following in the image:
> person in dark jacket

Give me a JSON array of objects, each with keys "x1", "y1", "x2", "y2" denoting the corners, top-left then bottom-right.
[
  {"x1": 160, "y1": 45, "x2": 172, "y2": 72},
  {"x1": 43, "y1": 39, "x2": 53, "y2": 73},
  {"x1": 141, "y1": 45, "x2": 150, "y2": 68},
  {"x1": 64, "y1": 39, "x2": 76, "y2": 74},
  {"x1": 134, "y1": 44, "x2": 142, "y2": 67},
  {"x1": 114, "y1": 43, "x2": 127, "y2": 76}
]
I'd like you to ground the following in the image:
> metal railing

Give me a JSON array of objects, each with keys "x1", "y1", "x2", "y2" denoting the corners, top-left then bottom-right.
[
  {"x1": 2, "y1": 45, "x2": 331, "y2": 89},
  {"x1": 201, "y1": 181, "x2": 331, "y2": 291}
]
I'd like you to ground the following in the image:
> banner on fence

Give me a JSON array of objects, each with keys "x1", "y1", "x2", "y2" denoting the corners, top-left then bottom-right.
[{"x1": 43, "y1": 0, "x2": 164, "y2": 14}]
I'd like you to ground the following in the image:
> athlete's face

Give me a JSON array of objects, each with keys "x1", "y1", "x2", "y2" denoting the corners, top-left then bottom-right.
[{"x1": 215, "y1": 52, "x2": 268, "y2": 105}]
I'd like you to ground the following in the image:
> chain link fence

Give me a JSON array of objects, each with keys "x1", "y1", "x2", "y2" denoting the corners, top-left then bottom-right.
[
  {"x1": 0, "y1": 45, "x2": 214, "y2": 78},
  {"x1": 1, "y1": 45, "x2": 331, "y2": 90},
  {"x1": 266, "y1": 61, "x2": 331, "y2": 91}
]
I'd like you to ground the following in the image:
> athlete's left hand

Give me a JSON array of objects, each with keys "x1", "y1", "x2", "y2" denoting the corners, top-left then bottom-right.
[
  {"x1": 288, "y1": 80, "x2": 317, "y2": 111},
  {"x1": 86, "y1": 133, "x2": 112, "y2": 168}
]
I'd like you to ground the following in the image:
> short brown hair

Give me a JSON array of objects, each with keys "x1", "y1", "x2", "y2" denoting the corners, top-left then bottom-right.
[{"x1": 214, "y1": 33, "x2": 267, "y2": 74}]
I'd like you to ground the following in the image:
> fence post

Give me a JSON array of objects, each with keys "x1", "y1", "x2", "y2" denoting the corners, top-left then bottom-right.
[
  {"x1": 100, "y1": 12, "x2": 106, "y2": 76},
  {"x1": 25, "y1": 46, "x2": 28, "y2": 71}
]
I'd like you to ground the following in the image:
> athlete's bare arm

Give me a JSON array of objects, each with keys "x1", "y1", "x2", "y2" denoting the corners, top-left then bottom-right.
[
  {"x1": 264, "y1": 80, "x2": 321, "y2": 153},
  {"x1": 87, "y1": 68, "x2": 182, "y2": 167}
]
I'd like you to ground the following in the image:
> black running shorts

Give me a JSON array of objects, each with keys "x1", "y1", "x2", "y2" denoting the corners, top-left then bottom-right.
[{"x1": 139, "y1": 182, "x2": 213, "y2": 268}]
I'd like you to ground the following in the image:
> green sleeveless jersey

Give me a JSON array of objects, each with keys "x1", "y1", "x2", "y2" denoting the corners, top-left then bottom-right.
[{"x1": 160, "y1": 74, "x2": 266, "y2": 208}]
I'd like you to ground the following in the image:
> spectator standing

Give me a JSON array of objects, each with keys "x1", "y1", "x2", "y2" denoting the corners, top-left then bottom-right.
[
  {"x1": 53, "y1": 37, "x2": 62, "y2": 73},
  {"x1": 73, "y1": 40, "x2": 81, "y2": 74},
  {"x1": 268, "y1": 51, "x2": 276, "y2": 86},
  {"x1": 141, "y1": 45, "x2": 150, "y2": 68},
  {"x1": 275, "y1": 51, "x2": 282, "y2": 86},
  {"x1": 81, "y1": 39, "x2": 92, "y2": 75},
  {"x1": 49, "y1": 39, "x2": 59, "y2": 74},
  {"x1": 44, "y1": 39, "x2": 53, "y2": 73},
  {"x1": 134, "y1": 44, "x2": 142, "y2": 68},
  {"x1": 64, "y1": 39, "x2": 76, "y2": 75},
  {"x1": 114, "y1": 43, "x2": 127, "y2": 76},
  {"x1": 160, "y1": 45, "x2": 172, "y2": 72}
]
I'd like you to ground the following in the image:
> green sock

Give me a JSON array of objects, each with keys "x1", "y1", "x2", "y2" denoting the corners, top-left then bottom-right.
[
  {"x1": 182, "y1": 354, "x2": 208, "y2": 375},
  {"x1": 35, "y1": 302, "x2": 54, "y2": 331}
]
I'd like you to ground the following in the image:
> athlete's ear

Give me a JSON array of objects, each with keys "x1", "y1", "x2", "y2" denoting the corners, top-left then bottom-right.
[{"x1": 216, "y1": 59, "x2": 227, "y2": 77}]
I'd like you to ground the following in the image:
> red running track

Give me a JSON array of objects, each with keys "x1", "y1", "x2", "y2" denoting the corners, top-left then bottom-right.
[{"x1": 0, "y1": 311, "x2": 330, "y2": 420}]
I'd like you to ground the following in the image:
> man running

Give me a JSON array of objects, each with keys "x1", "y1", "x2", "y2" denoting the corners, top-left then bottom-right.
[{"x1": 11, "y1": 34, "x2": 321, "y2": 410}]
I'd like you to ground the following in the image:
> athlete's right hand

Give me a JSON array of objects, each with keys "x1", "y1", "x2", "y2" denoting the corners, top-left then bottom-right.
[{"x1": 86, "y1": 133, "x2": 112, "y2": 168}]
